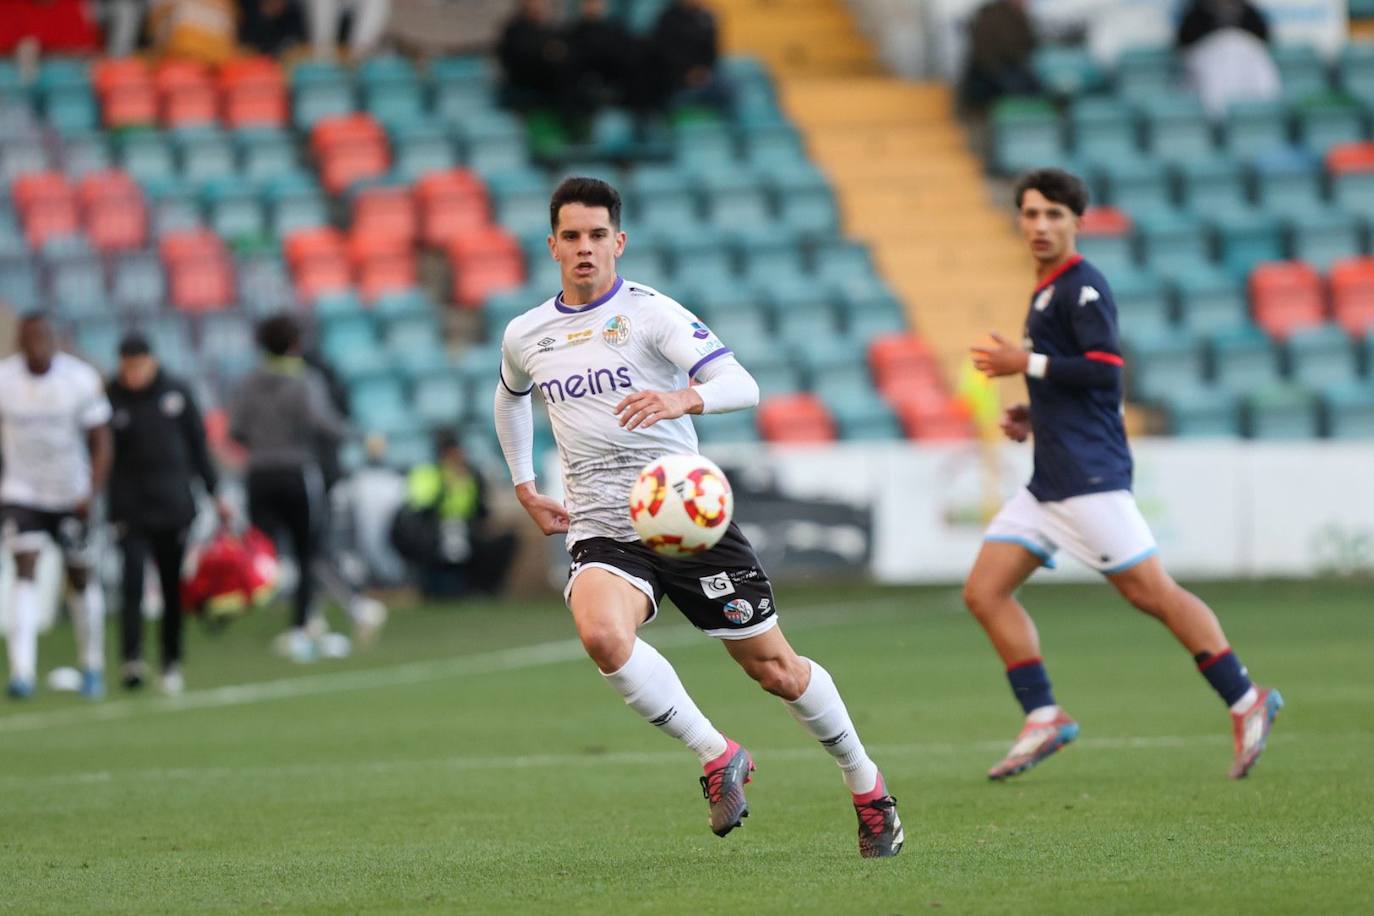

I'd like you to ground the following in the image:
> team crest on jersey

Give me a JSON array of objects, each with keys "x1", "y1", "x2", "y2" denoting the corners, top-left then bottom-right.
[
  {"x1": 160, "y1": 391, "x2": 185, "y2": 417},
  {"x1": 1033, "y1": 286, "x2": 1054, "y2": 312},
  {"x1": 603, "y1": 315, "x2": 632, "y2": 347}
]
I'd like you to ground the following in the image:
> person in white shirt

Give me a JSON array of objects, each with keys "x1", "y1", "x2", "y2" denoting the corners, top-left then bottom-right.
[
  {"x1": 493, "y1": 178, "x2": 902, "y2": 857},
  {"x1": 0, "y1": 313, "x2": 113, "y2": 699}
]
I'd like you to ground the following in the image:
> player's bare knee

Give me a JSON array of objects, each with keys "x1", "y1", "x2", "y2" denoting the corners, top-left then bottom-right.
[
  {"x1": 744, "y1": 656, "x2": 804, "y2": 699},
  {"x1": 963, "y1": 581, "x2": 1002, "y2": 620},
  {"x1": 579, "y1": 623, "x2": 635, "y2": 673}
]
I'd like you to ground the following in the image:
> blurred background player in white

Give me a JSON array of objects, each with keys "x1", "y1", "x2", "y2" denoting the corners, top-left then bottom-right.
[
  {"x1": 0, "y1": 313, "x2": 113, "y2": 700},
  {"x1": 493, "y1": 178, "x2": 902, "y2": 858},
  {"x1": 966, "y1": 169, "x2": 1282, "y2": 781}
]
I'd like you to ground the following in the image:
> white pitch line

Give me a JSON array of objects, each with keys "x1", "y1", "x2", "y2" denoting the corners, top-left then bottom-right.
[
  {"x1": 0, "y1": 599, "x2": 917, "y2": 736},
  {"x1": 0, "y1": 734, "x2": 1250, "y2": 790}
]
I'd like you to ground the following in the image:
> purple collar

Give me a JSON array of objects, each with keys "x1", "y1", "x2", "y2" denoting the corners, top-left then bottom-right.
[{"x1": 555, "y1": 276, "x2": 623, "y2": 314}]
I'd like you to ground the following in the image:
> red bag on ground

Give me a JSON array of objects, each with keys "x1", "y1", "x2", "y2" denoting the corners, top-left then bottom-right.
[{"x1": 182, "y1": 526, "x2": 279, "y2": 620}]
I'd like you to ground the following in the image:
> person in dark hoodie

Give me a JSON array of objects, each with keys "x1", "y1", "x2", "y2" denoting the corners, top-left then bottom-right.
[
  {"x1": 107, "y1": 332, "x2": 229, "y2": 695},
  {"x1": 229, "y1": 313, "x2": 349, "y2": 663}
]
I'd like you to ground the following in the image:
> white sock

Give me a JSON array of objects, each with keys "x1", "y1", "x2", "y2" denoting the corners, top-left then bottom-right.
[
  {"x1": 71, "y1": 581, "x2": 106, "y2": 674},
  {"x1": 1027, "y1": 704, "x2": 1062, "y2": 724},
  {"x1": 1230, "y1": 686, "x2": 1259, "y2": 714},
  {"x1": 784, "y1": 658, "x2": 880, "y2": 795},
  {"x1": 603, "y1": 638, "x2": 729, "y2": 765},
  {"x1": 7, "y1": 579, "x2": 40, "y2": 683}
]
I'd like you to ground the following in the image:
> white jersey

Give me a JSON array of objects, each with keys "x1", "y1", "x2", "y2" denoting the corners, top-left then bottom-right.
[
  {"x1": 500, "y1": 276, "x2": 731, "y2": 544},
  {"x1": 0, "y1": 352, "x2": 112, "y2": 511}
]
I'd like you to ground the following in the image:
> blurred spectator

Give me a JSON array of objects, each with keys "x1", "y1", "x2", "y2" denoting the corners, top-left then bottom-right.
[
  {"x1": 240, "y1": 0, "x2": 307, "y2": 54},
  {"x1": 306, "y1": 0, "x2": 392, "y2": 60},
  {"x1": 106, "y1": 332, "x2": 228, "y2": 696},
  {"x1": 101, "y1": 0, "x2": 149, "y2": 56},
  {"x1": 959, "y1": 0, "x2": 1040, "y2": 111},
  {"x1": 148, "y1": 0, "x2": 237, "y2": 63},
  {"x1": 568, "y1": 0, "x2": 635, "y2": 110},
  {"x1": 497, "y1": 0, "x2": 570, "y2": 111},
  {"x1": 392, "y1": 429, "x2": 516, "y2": 600},
  {"x1": 1176, "y1": 0, "x2": 1269, "y2": 49},
  {"x1": 301, "y1": 348, "x2": 388, "y2": 646},
  {"x1": 648, "y1": 0, "x2": 730, "y2": 110},
  {"x1": 228, "y1": 314, "x2": 349, "y2": 663},
  {"x1": 1177, "y1": 0, "x2": 1277, "y2": 117},
  {"x1": 343, "y1": 434, "x2": 408, "y2": 586}
]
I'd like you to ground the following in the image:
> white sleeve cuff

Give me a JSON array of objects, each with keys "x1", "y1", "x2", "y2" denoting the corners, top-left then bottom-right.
[
  {"x1": 692, "y1": 355, "x2": 760, "y2": 414},
  {"x1": 1026, "y1": 352, "x2": 1049, "y2": 379}
]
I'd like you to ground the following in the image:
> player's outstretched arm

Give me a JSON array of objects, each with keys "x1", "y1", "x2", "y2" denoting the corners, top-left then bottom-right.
[{"x1": 616, "y1": 356, "x2": 759, "y2": 431}]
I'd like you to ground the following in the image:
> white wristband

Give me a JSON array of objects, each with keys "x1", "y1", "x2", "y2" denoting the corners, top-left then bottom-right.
[{"x1": 1026, "y1": 352, "x2": 1049, "y2": 379}]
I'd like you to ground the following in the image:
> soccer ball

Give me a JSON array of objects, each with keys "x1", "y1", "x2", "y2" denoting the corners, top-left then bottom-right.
[{"x1": 629, "y1": 454, "x2": 734, "y2": 557}]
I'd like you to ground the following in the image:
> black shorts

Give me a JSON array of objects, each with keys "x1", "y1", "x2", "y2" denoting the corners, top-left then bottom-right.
[
  {"x1": 0, "y1": 503, "x2": 93, "y2": 565},
  {"x1": 566, "y1": 523, "x2": 778, "y2": 640}
]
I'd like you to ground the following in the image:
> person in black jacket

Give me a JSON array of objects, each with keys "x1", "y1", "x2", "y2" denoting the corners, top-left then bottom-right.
[
  {"x1": 106, "y1": 332, "x2": 229, "y2": 695},
  {"x1": 1176, "y1": 0, "x2": 1269, "y2": 49},
  {"x1": 647, "y1": 0, "x2": 729, "y2": 110}
]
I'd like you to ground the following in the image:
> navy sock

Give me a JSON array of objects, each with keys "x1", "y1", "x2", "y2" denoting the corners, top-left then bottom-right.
[
  {"x1": 1006, "y1": 658, "x2": 1055, "y2": 715},
  {"x1": 1195, "y1": 649, "x2": 1252, "y2": 707}
]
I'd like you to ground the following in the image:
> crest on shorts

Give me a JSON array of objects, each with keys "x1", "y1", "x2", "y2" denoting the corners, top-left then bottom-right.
[
  {"x1": 723, "y1": 598, "x2": 754, "y2": 625},
  {"x1": 603, "y1": 314, "x2": 631, "y2": 347}
]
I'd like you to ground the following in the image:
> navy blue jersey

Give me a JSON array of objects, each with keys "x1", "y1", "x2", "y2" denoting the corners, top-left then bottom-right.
[{"x1": 1021, "y1": 256, "x2": 1133, "y2": 502}]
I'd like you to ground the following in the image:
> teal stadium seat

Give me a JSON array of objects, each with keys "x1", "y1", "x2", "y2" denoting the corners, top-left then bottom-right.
[
  {"x1": 264, "y1": 172, "x2": 329, "y2": 237},
  {"x1": 627, "y1": 165, "x2": 700, "y2": 232},
  {"x1": 1210, "y1": 324, "x2": 1282, "y2": 390},
  {"x1": 748, "y1": 353, "x2": 804, "y2": 400},
  {"x1": 412, "y1": 370, "x2": 468, "y2": 428},
  {"x1": 292, "y1": 79, "x2": 354, "y2": 130},
  {"x1": 110, "y1": 251, "x2": 165, "y2": 312},
  {"x1": 1286, "y1": 323, "x2": 1361, "y2": 387},
  {"x1": 1, "y1": 139, "x2": 51, "y2": 183},
  {"x1": 314, "y1": 289, "x2": 365, "y2": 317},
  {"x1": 698, "y1": 167, "x2": 773, "y2": 233},
  {"x1": 1321, "y1": 380, "x2": 1374, "y2": 437},
  {"x1": 695, "y1": 408, "x2": 759, "y2": 443},
  {"x1": 1099, "y1": 156, "x2": 1169, "y2": 214},
  {"x1": 740, "y1": 124, "x2": 807, "y2": 170},
  {"x1": 73, "y1": 318, "x2": 121, "y2": 374},
  {"x1": 740, "y1": 238, "x2": 805, "y2": 287},
  {"x1": 175, "y1": 129, "x2": 238, "y2": 186},
  {"x1": 769, "y1": 162, "x2": 840, "y2": 238},
  {"x1": 1112, "y1": 268, "x2": 1173, "y2": 342},
  {"x1": 364, "y1": 77, "x2": 426, "y2": 130},
  {"x1": 818, "y1": 378, "x2": 903, "y2": 440},
  {"x1": 1077, "y1": 232, "x2": 1134, "y2": 276},
  {"x1": 59, "y1": 132, "x2": 111, "y2": 176},
  {"x1": 1223, "y1": 99, "x2": 1291, "y2": 155},
  {"x1": 675, "y1": 124, "x2": 740, "y2": 174},
  {"x1": 1273, "y1": 45, "x2": 1331, "y2": 102},
  {"x1": 1071, "y1": 97, "x2": 1139, "y2": 162},
  {"x1": 236, "y1": 255, "x2": 293, "y2": 316},
  {"x1": 1114, "y1": 46, "x2": 1177, "y2": 102},
  {"x1": 1296, "y1": 94, "x2": 1367, "y2": 154},
  {"x1": 990, "y1": 98, "x2": 1065, "y2": 175},
  {"x1": 1177, "y1": 155, "x2": 1250, "y2": 213},
  {"x1": 1126, "y1": 330, "x2": 1205, "y2": 402},
  {"x1": 1288, "y1": 207, "x2": 1364, "y2": 272},
  {"x1": 120, "y1": 132, "x2": 175, "y2": 183},
  {"x1": 1135, "y1": 207, "x2": 1211, "y2": 273},
  {"x1": 0, "y1": 256, "x2": 40, "y2": 309},
  {"x1": 708, "y1": 309, "x2": 771, "y2": 362},
  {"x1": 203, "y1": 178, "x2": 266, "y2": 242},
  {"x1": 1211, "y1": 207, "x2": 1285, "y2": 278},
  {"x1": 391, "y1": 123, "x2": 457, "y2": 181},
  {"x1": 660, "y1": 233, "x2": 735, "y2": 284},
  {"x1": 235, "y1": 128, "x2": 297, "y2": 182},
  {"x1": 1173, "y1": 264, "x2": 1249, "y2": 334},
  {"x1": 200, "y1": 313, "x2": 257, "y2": 381},
  {"x1": 1338, "y1": 42, "x2": 1374, "y2": 98},
  {"x1": 143, "y1": 314, "x2": 195, "y2": 376},
  {"x1": 374, "y1": 286, "x2": 435, "y2": 322},
  {"x1": 1140, "y1": 93, "x2": 1214, "y2": 161},
  {"x1": 1247, "y1": 385, "x2": 1321, "y2": 438},
  {"x1": 1032, "y1": 46, "x2": 1105, "y2": 98},
  {"x1": 1163, "y1": 386, "x2": 1243, "y2": 437},
  {"x1": 41, "y1": 84, "x2": 98, "y2": 133},
  {"x1": 351, "y1": 376, "x2": 416, "y2": 437},
  {"x1": 1332, "y1": 157, "x2": 1374, "y2": 210}
]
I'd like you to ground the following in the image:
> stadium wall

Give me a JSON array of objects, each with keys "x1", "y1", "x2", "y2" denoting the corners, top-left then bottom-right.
[{"x1": 548, "y1": 440, "x2": 1374, "y2": 584}]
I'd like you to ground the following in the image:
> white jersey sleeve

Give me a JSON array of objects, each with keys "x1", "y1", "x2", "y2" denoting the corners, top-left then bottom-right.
[
  {"x1": 77, "y1": 361, "x2": 113, "y2": 428},
  {"x1": 499, "y1": 322, "x2": 534, "y2": 396},
  {"x1": 495, "y1": 321, "x2": 536, "y2": 485},
  {"x1": 647, "y1": 298, "x2": 733, "y2": 382}
]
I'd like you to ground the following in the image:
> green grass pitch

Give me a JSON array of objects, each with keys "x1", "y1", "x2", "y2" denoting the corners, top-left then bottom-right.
[{"x1": 2, "y1": 579, "x2": 1371, "y2": 914}]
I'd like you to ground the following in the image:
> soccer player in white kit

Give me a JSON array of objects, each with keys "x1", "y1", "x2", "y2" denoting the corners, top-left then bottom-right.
[
  {"x1": 0, "y1": 313, "x2": 113, "y2": 699},
  {"x1": 493, "y1": 178, "x2": 903, "y2": 857}
]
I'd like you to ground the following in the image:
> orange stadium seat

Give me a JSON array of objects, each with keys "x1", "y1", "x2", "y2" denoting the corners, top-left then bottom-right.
[
  {"x1": 294, "y1": 253, "x2": 352, "y2": 302},
  {"x1": 80, "y1": 172, "x2": 147, "y2": 252},
  {"x1": 358, "y1": 254, "x2": 417, "y2": 302},
  {"x1": 103, "y1": 82, "x2": 158, "y2": 127},
  {"x1": 417, "y1": 170, "x2": 490, "y2": 247},
  {"x1": 309, "y1": 113, "x2": 383, "y2": 158},
  {"x1": 169, "y1": 256, "x2": 234, "y2": 311},
  {"x1": 1326, "y1": 141, "x2": 1374, "y2": 174},
  {"x1": 92, "y1": 57, "x2": 151, "y2": 95},
  {"x1": 160, "y1": 227, "x2": 225, "y2": 265},
  {"x1": 13, "y1": 172, "x2": 79, "y2": 248},
  {"x1": 347, "y1": 227, "x2": 409, "y2": 266},
  {"x1": 446, "y1": 226, "x2": 522, "y2": 308},
  {"x1": 1079, "y1": 206, "x2": 1133, "y2": 236},
  {"x1": 757, "y1": 394, "x2": 838, "y2": 443},
  {"x1": 353, "y1": 186, "x2": 417, "y2": 241},
  {"x1": 868, "y1": 332, "x2": 937, "y2": 390},
  {"x1": 1250, "y1": 261, "x2": 1326, "y2": 339},
  {"x1": 1329, "y1": 257, "x2": 1374, "y2": 336},
  {"x1": 218, "y1": 56, "x2": 284, "y2": 90},
  {"x1": 12, "y1": 171, "x2": 73, "y2": 212},
  {"x1": 283, "y1": 226, "x2": 345, "y2": 269},
  {"x1": 219, "y1": 57, "x2": 287, "y2": 127}
]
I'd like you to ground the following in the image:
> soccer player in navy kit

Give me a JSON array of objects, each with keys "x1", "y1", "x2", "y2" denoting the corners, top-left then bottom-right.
[{"x1": 965, "y1": 169, "x2": 1282, "y2": 781}]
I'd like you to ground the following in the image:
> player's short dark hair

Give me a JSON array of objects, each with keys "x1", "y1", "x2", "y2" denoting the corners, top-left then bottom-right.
[
  {"x1": 255, "y1": 313, "x2": 301, "y2": 357},
  {"x1": 549, "y1": 177, "x2": 621, "y2": 231},
  {"x1": 118, "y1": 331, "x2": 151, "y2": 357},
  {"x1": 1014, "y1": 168, "x2": 1089, "y2": 216}
]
